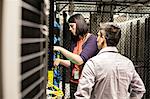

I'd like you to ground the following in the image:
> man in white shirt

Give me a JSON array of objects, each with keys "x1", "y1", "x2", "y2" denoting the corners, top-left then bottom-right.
[{"x1": 74, "y1": 23, "x2": 146, "y2": 99}]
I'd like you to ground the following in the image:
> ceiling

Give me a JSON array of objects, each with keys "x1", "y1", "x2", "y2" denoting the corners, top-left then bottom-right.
[
  {"x1": 56, "y1": 0, "x2": 150, "y2": 4},
  {"x1": 55, "y1": 0, "x2": 150, "y2": 14}
]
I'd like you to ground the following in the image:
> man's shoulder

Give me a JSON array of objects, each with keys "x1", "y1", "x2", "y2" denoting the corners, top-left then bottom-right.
[
  {"x1": 90, "y1": 52, "x2": 133, "y2": 63},
  {"x1": 89, "y1": 54, "x2": 104, "y2": 62},
  {"x1": 120, "y1": 54, "x2": 133, "y2": 62}
]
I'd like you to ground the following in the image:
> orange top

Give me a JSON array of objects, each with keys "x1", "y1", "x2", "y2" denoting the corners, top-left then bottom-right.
[{"x1": 70, "y1": 39, "x2": 84, "y2": 84}]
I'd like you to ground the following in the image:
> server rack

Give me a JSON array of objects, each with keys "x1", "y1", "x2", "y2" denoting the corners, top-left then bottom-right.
[{"x1": 0, "y1": 0, "x2": 49, "y2": 99}]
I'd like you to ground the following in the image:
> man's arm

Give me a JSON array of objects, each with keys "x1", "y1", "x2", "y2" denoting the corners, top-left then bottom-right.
[
  {"x1": 130, "y1": 67, "x2": 146, "y2": 99},
  {"x1": 74, "y1": 60, "x2": 96, "y2": 99}
]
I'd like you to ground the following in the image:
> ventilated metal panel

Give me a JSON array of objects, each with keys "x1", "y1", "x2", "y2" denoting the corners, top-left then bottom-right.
[
  {"x1": 21, "y1": 0, "x2": 48, "y2": 99},
  {"x1": 0, "y1": 0, "x2": 2, "y2": 98}
]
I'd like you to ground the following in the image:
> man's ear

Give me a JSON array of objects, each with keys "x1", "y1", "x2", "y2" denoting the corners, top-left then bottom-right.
[
  {"x1": 101, "y1": 35, "x2": 106, "y2": 44},
  {"x1": 99, "y1": 35, "x2": 104, "y2": 44},
  {"x1": 102, "y1": 35, "x2": 106, "y2": 40},
  {"x1": 102, "y1": 35, "x2": 105, "y2": 39}
]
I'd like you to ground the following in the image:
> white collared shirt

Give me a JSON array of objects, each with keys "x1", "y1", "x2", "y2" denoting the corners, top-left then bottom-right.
[{"x1": 75, "y1": 47, "x2": 145, "y2": 99}]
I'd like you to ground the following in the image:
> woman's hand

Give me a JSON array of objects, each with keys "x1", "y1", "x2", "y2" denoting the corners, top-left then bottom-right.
[
  {"x1": 53, "y1": 46, "x2": 61, "y2": 52},
  {"x1": 53, "y1": 58, "x2": 61, "y2": 67}
]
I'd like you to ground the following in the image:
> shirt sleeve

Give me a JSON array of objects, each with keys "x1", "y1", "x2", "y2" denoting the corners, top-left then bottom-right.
[
  {"x1": 129, "y1": 63, "x2": 146, "y2": 99},
  {"x1": 80, "y1": 35, "x2": 98, "y2": 62},
  {"x1": 74, "y1": 60, "x2": 96, "y2": 99}
]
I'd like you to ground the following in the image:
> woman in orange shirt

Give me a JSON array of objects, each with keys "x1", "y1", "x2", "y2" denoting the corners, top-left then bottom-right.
[{"x1": 53, "y1": 14, "x2": 98, "y2": 99}]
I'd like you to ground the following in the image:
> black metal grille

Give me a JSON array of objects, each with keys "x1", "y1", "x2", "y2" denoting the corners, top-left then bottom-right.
[
  {"x1": 21, "y1": 0, "x2": 48, "y2": 99},
  {"x1": 144, "y1": 17, "x2": 150, "y2": 98}
]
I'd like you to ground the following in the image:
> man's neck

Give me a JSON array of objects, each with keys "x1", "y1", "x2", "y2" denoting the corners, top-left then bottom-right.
[{"x1": 101, "y1": 43, "x2": 107, "y2": 49}]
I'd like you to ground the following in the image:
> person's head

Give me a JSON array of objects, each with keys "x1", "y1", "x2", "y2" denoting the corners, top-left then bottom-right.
[
  {"x1": 97, "y1": 23, "x2": 121, "y2": 49},
  {"x1": 68, "y1": 14, "x2": 88, "y2": 40}
]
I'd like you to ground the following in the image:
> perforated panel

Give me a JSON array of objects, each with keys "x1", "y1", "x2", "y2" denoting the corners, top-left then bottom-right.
[{"x1": 21, "y1": 0, "x2": 48, "y2": 99}]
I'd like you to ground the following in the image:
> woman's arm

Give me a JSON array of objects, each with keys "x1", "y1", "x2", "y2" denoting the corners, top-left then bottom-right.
[
  {"x1": 54, "y1": 58, "x2": 71, "y2": 68},
  {"x1": 54, "y1": 46, "x2": 84, "y2": 65}
]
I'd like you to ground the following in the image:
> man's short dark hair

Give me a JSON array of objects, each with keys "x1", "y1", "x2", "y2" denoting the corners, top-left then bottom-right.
[{"x1": 100, "y1": 23, "x2": 121, "y2": 46}]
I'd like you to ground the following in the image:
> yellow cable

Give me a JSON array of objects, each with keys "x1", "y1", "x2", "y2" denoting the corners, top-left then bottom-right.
[{"x1": 47, "y1": 81, "x2": 64, "y2": 97}]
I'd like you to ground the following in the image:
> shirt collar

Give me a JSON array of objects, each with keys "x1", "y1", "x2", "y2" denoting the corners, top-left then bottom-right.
[{"x1": 98, "y1": 47, "x2": 119, "y2": 54}]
